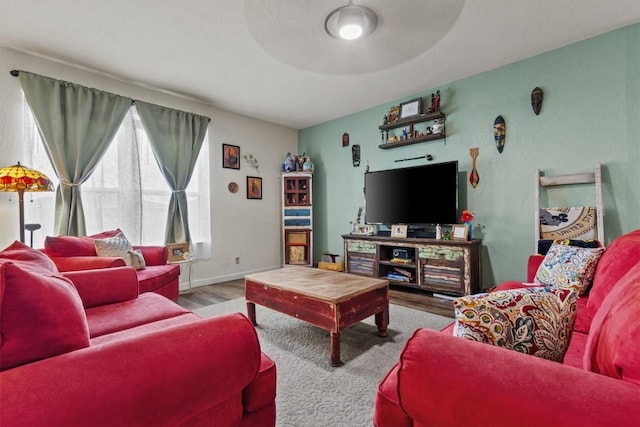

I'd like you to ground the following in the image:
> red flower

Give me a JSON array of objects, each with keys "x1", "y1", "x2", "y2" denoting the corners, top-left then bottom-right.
[{"x1": 461, "y1": 210, "x2": 474, "y2": 222}]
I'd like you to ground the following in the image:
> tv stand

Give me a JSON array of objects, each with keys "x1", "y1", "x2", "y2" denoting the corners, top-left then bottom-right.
[{"x1": 342, "y1": 234, "x2": 481, "y2": 296}]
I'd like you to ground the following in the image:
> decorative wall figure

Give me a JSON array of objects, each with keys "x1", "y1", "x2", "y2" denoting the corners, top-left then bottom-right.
[
  {"x1": 493, "y1": 115, "x2": 506, "y2": 153},
  {"x1": 469, "y1": 147, "x2": 479, "y2": 188},
  {"x1": 352, "y1": 144, "x2": 361, "y2": 167},
  {"x1": 243, "y1": 153, "x2": 260, "y2": 173},
  {"x1": 531, "y1": 87, "x2": 543, "y2": 115},
  {"x1": 342, "y1": 132, "x2": 349, "y2": 147}
]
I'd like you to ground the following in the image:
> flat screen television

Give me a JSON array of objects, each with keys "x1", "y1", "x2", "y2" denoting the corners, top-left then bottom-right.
[{"x1": 364, "y1": 161, "x2": 458, "y2": 226}]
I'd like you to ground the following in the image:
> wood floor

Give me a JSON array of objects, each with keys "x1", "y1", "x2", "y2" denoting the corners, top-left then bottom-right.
[{"x1": 177, "y1": 279, "x2": 455, "y2": 318}]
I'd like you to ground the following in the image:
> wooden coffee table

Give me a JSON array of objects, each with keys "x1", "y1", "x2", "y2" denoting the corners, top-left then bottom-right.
[{"x1": 245, "y1": 266, "x2": 389, "y2": 366}]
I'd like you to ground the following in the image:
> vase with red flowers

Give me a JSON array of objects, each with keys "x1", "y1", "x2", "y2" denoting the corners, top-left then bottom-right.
[{"x1": 461, "y1": 210, "x2": 474, "y2": 239}]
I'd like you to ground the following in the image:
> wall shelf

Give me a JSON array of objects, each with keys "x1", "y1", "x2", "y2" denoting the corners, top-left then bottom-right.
[{"x1": 378, "y1": 111, "x2": 446, "y2": 149}]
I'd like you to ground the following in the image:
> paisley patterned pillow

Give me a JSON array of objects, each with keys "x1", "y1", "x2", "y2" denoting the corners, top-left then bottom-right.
[
  {"x1": 534, "y1": 242, "x2": 605, "y2": 295},
  {"x1": 453, "y1": 286, "x2": 578, "y2": 362}
]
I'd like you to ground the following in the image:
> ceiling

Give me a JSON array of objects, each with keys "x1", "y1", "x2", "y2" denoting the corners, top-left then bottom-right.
[{"x1": 1, "y1": 0, "x2": 639, "y2": 130}]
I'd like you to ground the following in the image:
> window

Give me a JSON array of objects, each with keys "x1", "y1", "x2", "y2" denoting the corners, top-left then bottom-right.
[{"x1": 21, "y1": 98, "x2": 211, "y2": 259}]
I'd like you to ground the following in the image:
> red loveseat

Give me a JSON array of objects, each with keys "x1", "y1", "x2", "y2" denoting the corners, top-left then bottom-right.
[
  {"x1": 374, "y1": 229, "x2": 640, "y2": 427},
  {"x1": 42, "y1": 229, "x2": 181, "y2": 300},
  {"x1": 0, "y1": 241, "x2": 276, "y2": 427}
]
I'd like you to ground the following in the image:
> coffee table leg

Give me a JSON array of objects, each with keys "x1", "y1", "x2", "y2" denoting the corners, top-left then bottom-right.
[
  {"x1": 246, "y1": 301, "x2": 257, "y2": 325},
  {"x1": 330, "y1": 332, "x2": 343, "y2": 367},
  {"x1": 375, "y1": 308, "x2": 389, "y2": 337}
]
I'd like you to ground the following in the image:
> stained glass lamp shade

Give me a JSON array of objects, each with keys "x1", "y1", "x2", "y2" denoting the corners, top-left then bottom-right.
[{"x1": 0, "y1": 162, "x2": 54, "y2": 243}]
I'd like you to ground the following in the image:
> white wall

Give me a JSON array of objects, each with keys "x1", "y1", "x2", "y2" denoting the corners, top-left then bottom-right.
[{"x1": 0, "y1": 48, "x2": 298, "y2": 289}]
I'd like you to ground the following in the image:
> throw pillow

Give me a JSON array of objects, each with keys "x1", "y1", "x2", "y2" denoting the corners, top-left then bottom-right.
[
  {"x1": 534, "y1": 241, "x2": 605, "y2": 295},
  {"x1": 453, "y1": 286, "x2": 578, "y2": 362},
  {"x1": 128, "y1": 249, "x2": 146, "y2": 270},
  {"x1": 94, "y1": 232, "x2": 133, "y2": 265},
  {"x1": 0, "y1": 259, "x2": 90, "y2": 371},
  {"x1": 44, "y1": 229, "x2": 123, "y2": 257}
]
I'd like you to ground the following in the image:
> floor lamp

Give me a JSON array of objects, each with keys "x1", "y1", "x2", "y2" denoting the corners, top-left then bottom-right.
[{"x1": 0, "y1": 162, "x2": 54, "y2": 244}]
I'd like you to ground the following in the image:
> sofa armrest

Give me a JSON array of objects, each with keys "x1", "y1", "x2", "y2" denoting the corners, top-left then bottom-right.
[
  {"x1": 133, "y1": 245, "x2": 169, "y2": 266},
  {"x1": 395, "y1": 328, "x2": 640, "y2": 426},
  {"x1": 0, "y1": 313, "x2": 266, "y2": 427},
  {"x1": 62, "y1": 267, "x2": 139, "y2": 308},
  {"x1": 50, "y1": 255, "x2": 127, "y2": 272}
]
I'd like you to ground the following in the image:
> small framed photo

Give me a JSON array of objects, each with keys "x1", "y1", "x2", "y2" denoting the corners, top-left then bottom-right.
[
  {"x1": 399, "y1": 98, "x2": 422, "y2": 119},
  {"x1": 452, "y1": 224, "x2": 469, "y2": 241},
  {"x1": 167, "y1": 242, "x2": 190, "y2": 262},
  {"x1": 391, "y1": 224, "x2": 408, "y2": 239},
  {"x1": 247, "y1": 176, "x2": 262, "y2": 199},
  {"x1": 222, "y1": 144, "x2": 240, "y2": 169}
]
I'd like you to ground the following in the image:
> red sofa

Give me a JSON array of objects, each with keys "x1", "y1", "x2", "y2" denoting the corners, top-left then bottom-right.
[
  {"x1": 374, "y1": 229, "x2": 640, "y2": 427},
  {"x1": 42, "y1": 229, "x2": 181, "y2": 300},
  {"x1": 0, "y1": 241, "x2": 276, "y2": 427}
]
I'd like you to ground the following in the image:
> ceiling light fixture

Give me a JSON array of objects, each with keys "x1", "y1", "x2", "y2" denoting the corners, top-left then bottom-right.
[{"x1": 324, "y1": 1, "x2": 378, "y2": 41}]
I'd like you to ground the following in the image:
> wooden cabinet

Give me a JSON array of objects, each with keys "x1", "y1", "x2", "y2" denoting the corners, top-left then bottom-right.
[
  {"x1": 343, "y1": 234, "x2": 481, "y2": 296},
  {"x1": 282, "y1": 173, "x2": 312, "y2": 266},
  {"x1": 378, "y1": 111, "x2": 446, "y2": 149}
]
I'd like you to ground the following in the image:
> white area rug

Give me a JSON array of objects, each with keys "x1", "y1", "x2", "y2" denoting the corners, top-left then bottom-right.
[{"x1": 195, "y1": 298, "x2": 452, "y2": 427}]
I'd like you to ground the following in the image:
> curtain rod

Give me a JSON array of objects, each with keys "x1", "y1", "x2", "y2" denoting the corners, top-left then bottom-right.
[{"x1": 8, "y1": 69, "x2": 211, "y2": 122}]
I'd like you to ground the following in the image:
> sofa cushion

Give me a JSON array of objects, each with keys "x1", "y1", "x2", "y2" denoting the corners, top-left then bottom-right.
[
  {"x1": 135, "y1": 264, "x2": 180, "y2": 294},
  {"x1": 0, "y1": 259, "x2": 90, "y2": 371},
  {"x1": 44, "y1": 229, "x2": 122, "y2": 257},
  {"x1": 85, "y1": 292, "x2": 190, "y2": 338},
  {"x1": 587, "y1": 229, "x2": 640, "y2": 318},
  {"x1": 533, "y1": 241, "x2": 604, "y2": 295},
  {"x1": 94, "y1": 231, "x2": 133, "y2": 265},
  {"x1": 583, "y1": 261, "x2": 640, "y2": 385},
  {"x1": 453, "y1": 286, "x2": 578, "y2": 362}
]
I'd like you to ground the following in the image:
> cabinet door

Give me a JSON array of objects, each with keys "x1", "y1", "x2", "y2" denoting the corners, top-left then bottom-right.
[
  {"x1": 418, "y1": 245, "x2": 466, "y2": 295},
  {"x1": 283, "y1": 176, "x2": 311, "y2": 206},
  {"x1": 345, "y1": 240, "x2": 377, "y2": 276},
  {"x1": 284, "y1": 229, "x2": 311, "y2": 265}
]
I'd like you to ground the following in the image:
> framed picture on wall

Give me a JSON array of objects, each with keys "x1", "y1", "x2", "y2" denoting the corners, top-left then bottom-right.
[
  {"x1": 222, "y1": 144, "x2": 240, "y2": 169},
  {"x1": 247, "y1": 176, "x2": 262, "y2": 199}
]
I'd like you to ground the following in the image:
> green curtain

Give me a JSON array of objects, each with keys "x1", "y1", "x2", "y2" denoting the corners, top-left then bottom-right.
[
  {"x1": 19, "y1": 71, "x2": 132, "y2": 236},
  {"x1": 135, "y1": 101, "x2": 209, "y2": 246}
]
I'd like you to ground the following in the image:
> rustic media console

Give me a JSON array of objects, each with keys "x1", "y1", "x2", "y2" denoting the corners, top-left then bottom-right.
[{"x1": 342, "y1": 234, "x2": 481, "y2": 297}]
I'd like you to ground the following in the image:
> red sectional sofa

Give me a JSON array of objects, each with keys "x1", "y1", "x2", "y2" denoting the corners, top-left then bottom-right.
[
  {"x1": 374, "y1": 229, "x2": 640, "y2": 427},
  {"x1": 42, "y1": 229, "x2": 181, "y2": 300},
  {"x1": 0, "y1": 241, "x2": 276, "y2": 427}
]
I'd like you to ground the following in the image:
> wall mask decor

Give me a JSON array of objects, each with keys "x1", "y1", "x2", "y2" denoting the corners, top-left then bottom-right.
[
  {"x1": 531, "y1": 87, "x2": 543, "y2": 115},
  {"x1": 352, "y1": 144, "x2": 361, "y2": 167},
  {"x1": 493, "y1": 115, "x2": 506, "y2": 153}
]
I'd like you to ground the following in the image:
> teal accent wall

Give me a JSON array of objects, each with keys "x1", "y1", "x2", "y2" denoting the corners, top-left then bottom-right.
[{"x1": 299, "y1": 24, "x2": 640, "y2": 288}]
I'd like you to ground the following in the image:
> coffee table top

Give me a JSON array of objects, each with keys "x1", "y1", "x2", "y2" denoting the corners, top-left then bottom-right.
[{"x1": 245, "y1": 266, "x2": 388, "y2": 302}]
